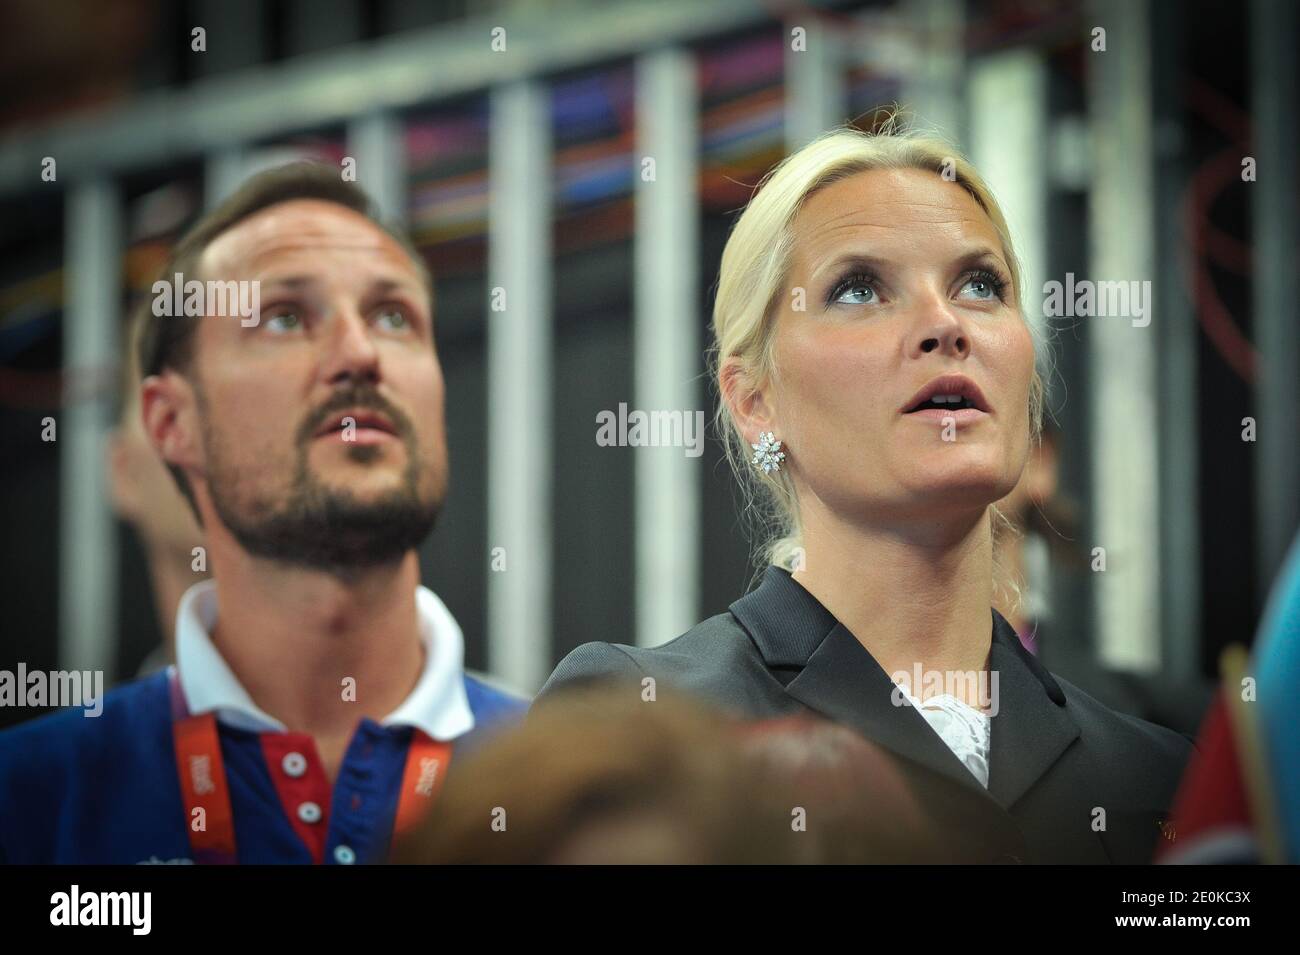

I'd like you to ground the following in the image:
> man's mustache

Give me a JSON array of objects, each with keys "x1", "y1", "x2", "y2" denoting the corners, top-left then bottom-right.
[{"x1": 296, "y1": 386, "x2": 415, "y2": 446}]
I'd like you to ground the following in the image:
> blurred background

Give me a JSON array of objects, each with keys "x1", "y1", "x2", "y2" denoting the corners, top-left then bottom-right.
[{"x1": 0, "y1": 0, "x2": 1296, "y2": 737}]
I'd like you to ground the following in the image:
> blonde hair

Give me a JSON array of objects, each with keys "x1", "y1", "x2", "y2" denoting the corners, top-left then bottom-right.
[{"x1": 711, "y1": 121, "x2": 1045, "y2": 599}]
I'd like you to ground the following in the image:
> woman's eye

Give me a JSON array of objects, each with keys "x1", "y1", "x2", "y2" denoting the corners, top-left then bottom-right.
[
  {"x1": 264, "y1": 309, "x2": 302, "y2": 332},
  {"x1": 375, "y1": 308, "x2": 409, "y2": 331},
  {"x1": 833, "y1": 281, "x2": 876, "y2": 305},
  {"x1": 959, "y1": 273, "x2": 1004, "y2": 301}
]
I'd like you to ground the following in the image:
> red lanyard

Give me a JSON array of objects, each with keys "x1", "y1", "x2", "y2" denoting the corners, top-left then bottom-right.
[
  {"x1": 168, "y1": 671, "x2": 451, "y2": 863},
  {"x1": 392, "y1": 732, "x2": 453, "y2": 836}
]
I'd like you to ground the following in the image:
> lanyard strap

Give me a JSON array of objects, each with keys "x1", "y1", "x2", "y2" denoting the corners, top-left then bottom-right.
[
  {"x1": 393, "y1": 732, "x2": 454, "y2": 837},
  {"x1": 169, "y1": 672, "x2": 238, "y2": 864},
  {"x1": 168, "y1": 670, "x2": 452, "y2": 863}
]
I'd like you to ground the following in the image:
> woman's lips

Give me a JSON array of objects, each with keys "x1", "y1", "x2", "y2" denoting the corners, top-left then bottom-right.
[
  {"x1": 902, "y1": 407, "x2": 989, "y2": 424},
  {"x1": 901, "y1": 375, "x2": 993, "y2": 414}
]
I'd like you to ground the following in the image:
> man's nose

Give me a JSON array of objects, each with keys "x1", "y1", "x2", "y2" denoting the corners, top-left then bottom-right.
[{"x1": 321, "y1": 306, "x2": 381, "y2": 385}]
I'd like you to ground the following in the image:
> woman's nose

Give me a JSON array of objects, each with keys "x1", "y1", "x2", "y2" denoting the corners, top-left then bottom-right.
[
  {"x1": 919, "y1": 329, "x2": 969, "y2": 356},
  {"x1": 912, "y1": 306, "x2": 971, "y2": 358}
]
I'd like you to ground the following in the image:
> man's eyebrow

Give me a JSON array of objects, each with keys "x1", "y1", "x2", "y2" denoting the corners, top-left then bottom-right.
[
  {"x1": 253, "y1": 275, "x2": 425, "y2": 297},
  {"x1": 363, "y1": 278, "x2": 424, "y2": 296},
  {"x1": 255, "y1": 275, "x2": 320, "y2": 290}
]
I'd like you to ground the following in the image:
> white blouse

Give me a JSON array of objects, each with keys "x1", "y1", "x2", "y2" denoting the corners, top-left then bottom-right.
[{"x1": 895, "y1": 688, "x2": 992, "y2": 789}]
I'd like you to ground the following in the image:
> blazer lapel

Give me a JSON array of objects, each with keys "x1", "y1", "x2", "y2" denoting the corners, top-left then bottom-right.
[
  {"x1": 731, "y1": 567, "x2": 1081, "y2": 811},
  {"x1": 783, "y1": 622, "x2": 995, "y2": 800},
  {"x1": 985, "y1": 611, "x2": 1081, "y2": 809}
]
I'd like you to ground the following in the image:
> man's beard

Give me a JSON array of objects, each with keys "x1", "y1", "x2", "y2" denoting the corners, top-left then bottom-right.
[{"x1": 202, "y1": 385, "x2": 441, "y2": 573}]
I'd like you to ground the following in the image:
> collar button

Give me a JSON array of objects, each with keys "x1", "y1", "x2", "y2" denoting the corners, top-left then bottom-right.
[{"x1": 281, "y1": 752, "x2": 307, "y2": 778}]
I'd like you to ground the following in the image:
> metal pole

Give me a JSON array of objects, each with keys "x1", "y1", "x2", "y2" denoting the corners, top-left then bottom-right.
[
  {"x1": 347, "y1": 112, "x2": 408, "y2": 228},
  {"x1": 634, "y1": 48, "x2": 701, "y2": 648},
  {"x1": 1086, "y1": 0, "x2": 1161, "y2": 671},
  {"x1": 784, "y1": 15, "x2": 846, "y2": 149},
  {"x1": 1250, "y1": 0, "x2": 1300, "y2": 594},
  {"x1": 487, "y1": 80, "x2": 553, "y2": 690},
  {"x1": 60, "y1": 179, "x2": 122, "y2": 682}
]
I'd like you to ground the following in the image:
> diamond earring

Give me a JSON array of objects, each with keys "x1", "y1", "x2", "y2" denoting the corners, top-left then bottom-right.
[{"x1": 751, "y1": 431, "x2": 786, "y2": 474}]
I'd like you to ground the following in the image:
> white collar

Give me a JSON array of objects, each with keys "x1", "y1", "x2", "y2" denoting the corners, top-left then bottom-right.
[{"x1": 173, "y1": 579, "x2": 474, "y2": 741}]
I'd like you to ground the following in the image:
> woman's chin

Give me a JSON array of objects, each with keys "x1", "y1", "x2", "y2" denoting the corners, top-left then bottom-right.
[{"x1": 896, "y1": 468, "x2": 1019, "y2": 515}]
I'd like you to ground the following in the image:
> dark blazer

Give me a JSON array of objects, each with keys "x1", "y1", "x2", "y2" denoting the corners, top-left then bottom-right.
[{"x1": 539, "y1": 565, "x2": 1195, "y2": 863}]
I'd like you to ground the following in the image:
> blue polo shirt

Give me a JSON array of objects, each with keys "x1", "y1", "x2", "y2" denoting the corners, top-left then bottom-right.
[{"x1": 0, "y1": 583, "x2": 528, "y2": 864}]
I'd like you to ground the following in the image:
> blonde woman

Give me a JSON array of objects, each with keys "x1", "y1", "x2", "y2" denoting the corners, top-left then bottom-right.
[{"x1": 540, "y1": 126, "x2": 1192, "y2": 864}]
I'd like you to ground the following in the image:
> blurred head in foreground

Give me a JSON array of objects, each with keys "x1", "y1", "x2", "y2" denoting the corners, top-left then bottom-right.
[{"x1": 392, "y1": 685, "x2": 967, "y2": 864}]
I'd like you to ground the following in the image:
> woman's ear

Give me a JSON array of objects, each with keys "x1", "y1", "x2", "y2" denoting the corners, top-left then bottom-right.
[
  {"x1": 719, "y1": 356, "x2": 778, "y2": 446},
  {"x1": 140, "y1": 372, "x2": 203, "y2": 475}
]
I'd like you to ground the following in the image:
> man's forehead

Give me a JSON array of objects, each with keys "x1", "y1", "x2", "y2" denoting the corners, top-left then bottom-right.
[{"x1": 201, "y1": 198, "x2": 422, "y2": 281}]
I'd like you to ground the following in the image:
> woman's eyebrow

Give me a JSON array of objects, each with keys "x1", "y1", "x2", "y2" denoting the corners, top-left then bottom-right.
[
  {"x1": 812, "y1": 247, "x2": 1010, "y2": 284},
  {"x1": 951, "y1": 248, "x2": 1010, "y2": 272},
  {"x1": 811, "y1": 253, "x2": 893, "y2": 284}
]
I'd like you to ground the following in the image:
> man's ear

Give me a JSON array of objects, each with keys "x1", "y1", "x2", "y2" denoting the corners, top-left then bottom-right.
[
  {"x1": 719, "y1": 356, "x2": 779, "y2": 446},
  {"x1": 140, "y1": 372, "x2": 202, "y2": 474}
]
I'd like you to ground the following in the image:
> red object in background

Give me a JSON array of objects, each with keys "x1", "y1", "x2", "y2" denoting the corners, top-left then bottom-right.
[{"x1": 1157, "y1": 690, "x2": 1258, "y2": 863}]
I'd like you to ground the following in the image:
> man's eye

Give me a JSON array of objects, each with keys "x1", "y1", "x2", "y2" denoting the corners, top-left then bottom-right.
[
  {"x1": 264, "y1": 309, "x2": 302, "y2": 332},
  {"x1": 375, "y1": 308, "x2": 410, "y2": 331}
]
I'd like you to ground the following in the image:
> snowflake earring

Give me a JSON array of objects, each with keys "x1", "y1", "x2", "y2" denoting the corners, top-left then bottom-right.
[{"x1": 751, "y1": 431, "x2": 786, "y2": 474}]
